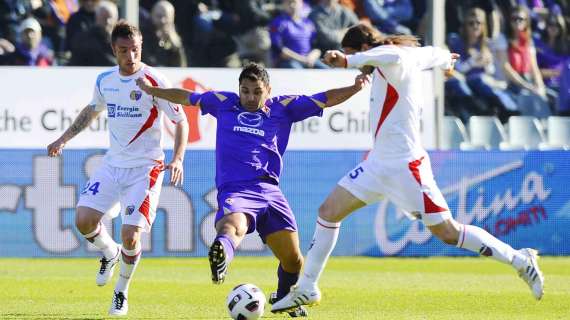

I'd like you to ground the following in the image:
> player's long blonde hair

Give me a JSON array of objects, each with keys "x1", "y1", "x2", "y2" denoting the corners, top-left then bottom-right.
[{"x1": 341, "y1": 23, "x2": 420, "y2": 50}]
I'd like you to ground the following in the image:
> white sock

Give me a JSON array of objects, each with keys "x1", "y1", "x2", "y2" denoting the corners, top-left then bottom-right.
[
  {"x1": 297, "y1": 217, "x2": 341, "y2": 289},
  {"x1": 83, "y1": 223, "x2": 119, "y2": 260},
  {"x1": 457, "y1": 224, "x2": 527, "y2": 270},
  {"x1": 115, "y1": 243, "x2": 141, "y2": 294}
]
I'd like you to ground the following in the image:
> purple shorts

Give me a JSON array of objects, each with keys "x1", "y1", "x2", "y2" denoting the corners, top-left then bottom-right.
[{"x1": 215, "y1": 181, "x2": 297, "y2": 241}]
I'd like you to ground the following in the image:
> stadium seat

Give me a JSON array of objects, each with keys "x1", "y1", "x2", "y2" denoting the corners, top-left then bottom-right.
[
  {"x1": 499, "y1": 116, "x2": 545, "y2": 150},
  {"x1": 440, "y1": 116, "x2": 469, "y2": 150},
  {"x1": 538, "y1": 116, "x2": 570, "y2": 150},
  {"x1": 460, "y1": 116, "x2": 507, "y2": 150}
]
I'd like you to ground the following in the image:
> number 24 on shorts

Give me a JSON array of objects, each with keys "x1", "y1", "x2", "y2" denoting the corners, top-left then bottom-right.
[
  {"x1": 81, "y1": 181, "x2": 101, "y2": 195},
  {"x1": 349, "y1": 166, "x2": 364, "y2": 179}
]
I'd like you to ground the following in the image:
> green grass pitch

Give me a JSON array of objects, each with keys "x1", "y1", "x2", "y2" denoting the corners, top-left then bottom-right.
[{"x1": 1, "y1": 257, "x2": 568, "y2": 319}]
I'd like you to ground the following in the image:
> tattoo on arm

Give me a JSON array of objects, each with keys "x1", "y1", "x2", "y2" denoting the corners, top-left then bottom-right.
[{"x1": 63, "y1": 105, "x2": 98, "y2": 141}]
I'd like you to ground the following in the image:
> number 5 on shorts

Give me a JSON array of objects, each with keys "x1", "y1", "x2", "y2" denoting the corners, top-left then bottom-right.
[{"x1": 349, "y1": 166, "x2": 364, "y2": 179}]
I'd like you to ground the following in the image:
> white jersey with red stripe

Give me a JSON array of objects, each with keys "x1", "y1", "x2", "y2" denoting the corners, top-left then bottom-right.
[
  {"x1": 346, "y1": 45, "x2": 452, "y2": 161},
  {"x1": 90, "y1": 64, "x2": 186, "y2": 168}
]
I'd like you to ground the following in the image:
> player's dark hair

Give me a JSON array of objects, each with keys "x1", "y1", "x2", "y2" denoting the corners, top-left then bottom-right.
[
  {"x1": 111, "y1": 20, "x2": 142, "y2": 44},
  {"x1": 239, "y1": 63, "x2": 270, "y2": 87},
  {"x1": 342, "y1": 23, "x2": 420, "y2": 50}
]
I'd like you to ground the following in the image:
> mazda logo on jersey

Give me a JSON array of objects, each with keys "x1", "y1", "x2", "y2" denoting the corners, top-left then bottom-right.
[{"x1": 237, "y1": 112, "x2": 263, "y2": 127}]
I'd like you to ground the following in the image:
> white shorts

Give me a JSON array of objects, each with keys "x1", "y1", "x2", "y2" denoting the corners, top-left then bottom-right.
[
  {"x1": 338, "y1": 155, "x2": 451, "y2": 226},
  {"x1": 77, "y1": 161, "x2": 164, "y2": 232}
]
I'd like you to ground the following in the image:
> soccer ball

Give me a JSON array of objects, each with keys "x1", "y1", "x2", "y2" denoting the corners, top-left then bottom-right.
[{"x1": 226, "y1": 283, "x2": 266, "y2": 320}]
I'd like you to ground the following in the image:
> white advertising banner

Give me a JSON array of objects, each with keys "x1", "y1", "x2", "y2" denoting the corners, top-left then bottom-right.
[{"x1": 0, "y1": 67, "x2": 435, "y2": 150}]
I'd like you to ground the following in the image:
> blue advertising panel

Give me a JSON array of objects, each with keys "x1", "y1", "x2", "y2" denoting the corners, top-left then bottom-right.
[{"x1": 0, "y1": 150, "x2": 568, "y2": 257}]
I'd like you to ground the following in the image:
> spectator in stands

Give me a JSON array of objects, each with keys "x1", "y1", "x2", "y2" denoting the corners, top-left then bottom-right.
[
  {"x1": 362, "y1": 0, "x2": 414, "y2": 35},
  {"x1": 445, "y1": 0, "x2": 506, "y2": 39},
  {"x1": 309, "y1": 0, "x2": 359, "y2": 52},
  {"x1": 2, "y1": 17, "x2": 54, "y2": 66},
  {"x1": 230, "y1": 0, "x2": 274, "y2": 66},
  {"x1": 0, "y1": 37, "x2": 14, "y2": 56},
  {"x1": 494, "y1": 5, "x2": 551, "y2": 118},
  {"x1": 534, "y1": 8, "x2": 568, "y2": 92},
  {"x1": 66, "y1": 0, "x2": 99, "y2": 53},
  {"x1": 339, "y1": 0, "x2": 368, "y2": 21},
  {"x1": 559, "y1": 59, "x2": 570, "y2": 116},
  {"x1": 190, "y1": 1, "x2": 239, "y2": 67},
  {"x1": 0, "y1": 0, "x2": 37, "y2": 43},
  {"x1": 446, "y1": 7, "x2": 518, "y2": 123},
  {"x1": 270, "y1": 0, "x2": 327, "y2": 69},
  {"x1": 68, "y1": 0, "x2": 117, "y2": 66},
  {"x1": 142, "y1": 0, "x2": 187, "y2": 67},
  {"x1": 34, "y1": 0, "x2": 78, "y2": 61}
]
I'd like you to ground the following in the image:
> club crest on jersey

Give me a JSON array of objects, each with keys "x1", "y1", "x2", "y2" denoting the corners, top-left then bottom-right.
[
  {"x1": 130, "y1": 90, "x2": 142, "y2": 101},
  {"x1": 125, "y1": 205, "x2": 135, "y2": 216}
]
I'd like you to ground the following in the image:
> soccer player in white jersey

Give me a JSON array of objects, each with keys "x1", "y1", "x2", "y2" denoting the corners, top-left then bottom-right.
[
  {"x1": 47, "y1": 21, "x2": 188, "y2": 316},
  {"x1": 272, "y1": 23, "x2": 544, "y2": 313}
]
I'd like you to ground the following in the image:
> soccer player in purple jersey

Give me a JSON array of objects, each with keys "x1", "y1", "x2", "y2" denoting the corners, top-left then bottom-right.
[{"x1": 136, "y1": 62, "x2": 368, "y2": 317}]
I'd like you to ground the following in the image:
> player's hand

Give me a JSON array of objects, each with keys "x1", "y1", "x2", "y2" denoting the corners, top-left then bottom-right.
[
  {"x1": 135, "y1": 77, "x2": 153, "y2": 95},
  {"x1": 444, "y1": 53, "x2": 460, "y2": 78},
  {"x1": 165, "y1": 159, "x2": 184, "y2": 186},
  {"x1": 354, "y1": 73, "x2": 370, "y2": 90},
  {"x1": 47, "y1": 138, "x2": 66, "y2": 157},
  {"x1": 323, "y1": 50, "x2": 347, "y2": 68}
]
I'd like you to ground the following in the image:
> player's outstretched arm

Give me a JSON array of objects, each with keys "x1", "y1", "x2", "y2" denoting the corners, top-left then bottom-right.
[
  {"x1": 323, "y1": 73, "x2": 370, "y2": 108},
  {"x1": 136, "y1": 77, "x2": 192, "y2": 105},
  {"x1": 47, "y1": 105, "x2": 102, "y2": 157},
  {"x1": 165, "y1": 120, "x2": 189, "y2": 186}
]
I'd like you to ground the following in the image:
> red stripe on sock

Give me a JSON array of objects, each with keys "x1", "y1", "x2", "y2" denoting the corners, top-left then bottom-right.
[
  {"x1": 121, "y1": 250, "x2": 141, "y2": 264},
  {"x1": 317, "y1": 220, "x2": 339, "y2": 229}
]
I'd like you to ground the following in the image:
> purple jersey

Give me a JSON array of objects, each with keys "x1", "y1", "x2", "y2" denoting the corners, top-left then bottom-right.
[
  {"x1": 270, "y1": 14, "x2": 316, "y2": 57},
  {"x1": 189, "y1": 91, "x2": 326, "y2": 188}
]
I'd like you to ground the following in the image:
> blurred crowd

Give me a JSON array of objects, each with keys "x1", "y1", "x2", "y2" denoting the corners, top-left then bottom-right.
[{"x1": 0, "y1": 0, "x2": 568, "y2": 117}]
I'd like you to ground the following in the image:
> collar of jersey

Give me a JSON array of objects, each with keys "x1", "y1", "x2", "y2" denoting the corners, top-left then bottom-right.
[{"x1": 118, "y1": 63, "x2": 145, "y2": 83}]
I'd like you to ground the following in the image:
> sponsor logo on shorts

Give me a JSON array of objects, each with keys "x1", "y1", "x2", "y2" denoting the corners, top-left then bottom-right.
[
  {"x1": 125, "y1": 205, "x2": 135, "y2": 215},
  {"x1": 130, "y1": 90, "x2": 142, "y2": 101},
  {"x1": 225, "y1": 198, "x2": 234, "y2": 205},
  {"x1": 103, "y1": 87, "x2": 119, "y2": 92}
]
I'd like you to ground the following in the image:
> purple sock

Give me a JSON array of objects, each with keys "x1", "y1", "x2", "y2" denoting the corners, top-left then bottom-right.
[
  {"x1": 215, "y1": 234, "x2": 235, "y2": 263},
  {"x1": 277, "y1": 264, "x2": 299, "y2": 300}
]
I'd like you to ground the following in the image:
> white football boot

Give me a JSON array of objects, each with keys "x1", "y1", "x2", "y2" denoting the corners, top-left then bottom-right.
[
  {"x1": 517, "y1": 248, "x2": 545, "y2": 300},
  {"x1": 108, "y1": 291, "x2": 128, "y2": 316},
  {"x1": 96, "y1": 246, "x2": 121, "y2": 286},
  {"x1": 271, "y1": 285, "x2": 321, "y2": 314}
]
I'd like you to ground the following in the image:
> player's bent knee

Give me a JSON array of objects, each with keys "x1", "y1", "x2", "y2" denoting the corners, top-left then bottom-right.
[
  {"x1": 318, "y1": 202, "x2": 340, "y2": 222},
  {"x1": 75, "y1": 207, "x2": 102, "y2": 234},
  {"x1": 429, "y1": 219, "x2": 460, "y2": 246},
  {"x1": 433, "y1": 229, "x2": 459, "y2": 245}
]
